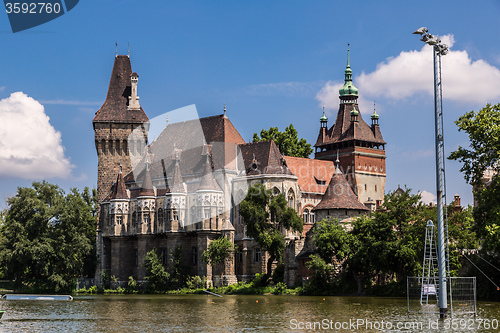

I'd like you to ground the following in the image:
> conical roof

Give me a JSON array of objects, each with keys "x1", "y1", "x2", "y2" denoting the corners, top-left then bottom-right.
[
  {"x1": 313, "y1": 160, "x2": 369, "y2": 211},
  {"x1": 138, "y1": 166, "x2": 155, "y2": 197},
  {"x1": 170, "y1": 157, "x2": 186, "y2": 193},
  {"x1": 197, "y1": 154, "x2": 222, "y2": 191},
  {"x1": 109, "y1": 165, "x2": 128, "y2": 200},
  {"x1": 93, "y1": 55, "x2": 149, "y2": 124}
]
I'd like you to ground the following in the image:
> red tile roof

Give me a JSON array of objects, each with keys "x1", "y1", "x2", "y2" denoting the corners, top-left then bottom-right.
[
  {"x1": 313, "y1": 165, "x2": 369, "y2": 211},
  {"x1": 283, "y1": 156, "x2": 335, "y2": 194},
  {"x1": 93, "y1": 55, "x2": 149, "y2": 124}
]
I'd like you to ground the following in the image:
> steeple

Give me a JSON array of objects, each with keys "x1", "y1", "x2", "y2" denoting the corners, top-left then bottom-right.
[
  {"x1": 198, "y1": 154, "x2": 222, "y2": 191},
  {"x1": 171, "y1": 150, "x2": 186, "y2": 193},
  {"x1": 110, "y1": 162, "x2": 128, "y2": 200},
  {"x1": 320, "y1": 107, "x2": 328, "y2": 128},
  {"x1": 339, "y1": 44, "x2": 359, "y2": 100},
  {"x1": 138, "y1": 155, "x2": 154, "y2": 197}
]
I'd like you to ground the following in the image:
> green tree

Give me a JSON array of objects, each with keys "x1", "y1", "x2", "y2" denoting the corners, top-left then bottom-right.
[
  {"x1": 253, "y1": 124, "x2": 313, "y2": 158},
  {"x1": 144, "y1": 249, "x2": 170, "y2": 291},
  {"x1": 448, "y1": 103, "x2": 500, "y2": 254},
  {"x1": 0, "y1": 181, "x2": 97, "y2": 292},
  {"x1": 202, "y1": 236, "x2": 234, "y2": 266},
  {"x1": 239, "y1": 184, "x2": 303, "y2": 279},
  {"x1": 448, "y1": 103, "x2": 500, "y2": 185}
]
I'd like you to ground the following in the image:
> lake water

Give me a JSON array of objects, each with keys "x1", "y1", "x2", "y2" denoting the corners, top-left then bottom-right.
[{"x1": 0, "y1": 294, "x2": 499, "y2": 332}]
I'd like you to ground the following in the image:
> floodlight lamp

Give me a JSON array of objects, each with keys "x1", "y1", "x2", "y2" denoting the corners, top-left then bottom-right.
[
  {"x1": 420, "y1": 35, "x2": 429, "y2": 43},
  {"x1": 413, "y1": 27, "x2": 428, "y2": 35}
]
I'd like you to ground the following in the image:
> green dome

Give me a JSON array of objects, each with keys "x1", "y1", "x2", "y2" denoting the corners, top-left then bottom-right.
[
  {"x1": 339, "y1": 80, "x2": 359, "y2": 97},
  {"x1": 320, "y1": 110, "x2": 328, "y2": 122},
  {"x1": 371, "y1": 111, "x2": 379, "y2": 119},
  {"x1": 339, "y1": 46, "x2": 358, "y2": 97},
  {"x1": 350, "y1": 108, "x2": 359, "y2": 116}
]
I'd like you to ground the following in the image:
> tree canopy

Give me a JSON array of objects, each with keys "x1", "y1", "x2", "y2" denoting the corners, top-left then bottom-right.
[
  {"x1": 308, "y1": 187, "x2": 478, "y2": 295},
  {"x1": 253, "y1": 124, "x2": 313, "y2": 158},
  {"x1": 448, "y1": 103, "x2": 500, "y2": 254},
  {"x1": 0, "y1": 181, "x2": 97, "y2": 292},
  {"x1": 202, "y1": 236, "x2": 235, "y2": 267},
  {"x1": 239, "y1": 184, "x2": 303, "y2": 278}
]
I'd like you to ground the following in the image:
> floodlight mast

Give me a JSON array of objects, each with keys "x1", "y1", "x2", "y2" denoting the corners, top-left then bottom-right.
[{"x1": 413, "y1": 27, "x2": 450, "y2": 319}]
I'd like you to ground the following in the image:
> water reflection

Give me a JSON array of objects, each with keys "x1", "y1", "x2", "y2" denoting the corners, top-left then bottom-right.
[{"x1": 0, "y1": 295, "x2": 498, "y2": 332}]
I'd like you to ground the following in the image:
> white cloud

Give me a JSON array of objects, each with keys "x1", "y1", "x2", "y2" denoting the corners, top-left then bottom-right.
[
  {"x1": 316, "y1": 80, "x2": 374, "y2": 115},
  {"x1": 357, "y1": 35, "x2": 500, "y2": 104},
  {"x1": 316, "y1": 35, "x2": 500, "y2": 109},
  {"x1": 0, "y1": 92, "x2": 74, "y2": 179},
  {"x1": 419, "y1": 190, "x2": 437, "y2": 205}
]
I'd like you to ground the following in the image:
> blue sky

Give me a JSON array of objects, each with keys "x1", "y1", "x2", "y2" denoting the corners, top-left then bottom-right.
[{"x1": 1, "y1": 0, "x2": 500, "y2": 208}]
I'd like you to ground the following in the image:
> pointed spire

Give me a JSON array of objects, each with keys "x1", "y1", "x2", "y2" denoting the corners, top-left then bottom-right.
[
  {"x1": 198, "y1": 153, "x2": 222, "y2": 191},
  {"x1": 110, "y1": 163, "x2": 128, "y2": 200},
  {"x1": 139, "y1": 155, "x2": 154, "y2": 197},
  {"x1": 115, "y1": 42, "x2": 118, "y2": 57},
  {"x1": 347, "y1": 43, "x2": 350, "y2": 69},
  {"x1": 128, "y1": 42, "x2": 130, "y2": 57},
  {"x1": 166, "y1": 114, "x2": 169, "y2": 126},
  {"x1": 339, "y1": 43, "x2": 358, "y2": 98},
  {"x1": 223, "y1": 104, "x2": 227, "y2": 118},
  {"x1": 335, "y1": 150, "x2": 341, "y2": 174},
  {"x1": 171, "y1": 147, "x2": 186, "y2": 193}
]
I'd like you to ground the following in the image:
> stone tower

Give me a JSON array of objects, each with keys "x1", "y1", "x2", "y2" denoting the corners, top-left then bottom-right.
[
  {"x1": 314, "y1": 47, "x2": 386, "y2": 210},
  {"x1": 93, "y1": 55, "x2": 149, "y2": 205}
]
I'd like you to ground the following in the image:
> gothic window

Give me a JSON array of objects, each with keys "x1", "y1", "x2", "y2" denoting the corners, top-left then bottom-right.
[
  {"x1": 116, "y1": 216, "x2": 123, "y2": 225},
  {"x1": 173, "y1": 209, "x2": 179, "y2": 221},
  {"x1": 132, "y1": 212, "x2": 137, "y2": 226},
  {"x1": 303, "y1": 209, "x2": 309, "y2": 223},
  {"x1": 237, "y1": 250, "x2": 243, "y2": 263},
  {"x1": 310, "y1": 211, "x2": 315, "y2": 223},
  {"x1": 272, "y1": 187, "x2": 280, "y2": 196},
  {"x1": 192, "y1": 247, "x2": 197, "y2": 265},
  {"x1": 204, "y1": 208, "x2": 211, "y2": 219},
  {"x1": 161, "y1": 249, "x2": 168, "y2": 266},
  {"x1": 166, "y1": 209, "x2": 172, "y2": 222},
  {"x1": 254, "y1": 248, "x2": 261, "y2": 263},
  {"x1": 158, "y1": 208, "x2": 164, "y2": 224},
  {"x1": 143, "y1": 213, "x2": 150, "y2": 224},
  {"x1": 287, "y1": 189, "x2": 295, "y2": 208}
]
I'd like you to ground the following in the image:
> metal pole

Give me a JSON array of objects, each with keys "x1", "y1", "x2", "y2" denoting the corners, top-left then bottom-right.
[{"x1": 433, "y1": 44, "x2": 448, "y2": 318}]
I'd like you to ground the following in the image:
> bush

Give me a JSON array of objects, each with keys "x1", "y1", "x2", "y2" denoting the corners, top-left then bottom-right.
[
  {"x1": 185, "y1": 276, "x2": 206, "y2": 290},
  {"x1": 272, "y1": 264, "x2": 284, "y2": 284}
]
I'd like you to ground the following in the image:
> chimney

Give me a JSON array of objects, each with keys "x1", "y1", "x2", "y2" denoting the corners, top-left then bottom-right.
[
  {"x1": 454, "y1": 194, "x2": 462, "y2": 213},
  {"x1": 128, "y1": 72, "x2": 140, "y2": 110}
]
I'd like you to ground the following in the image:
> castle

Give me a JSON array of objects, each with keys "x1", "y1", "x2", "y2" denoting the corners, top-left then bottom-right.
[{"x1": 93, "y1": 49, "x2": 386, "y2": 287}]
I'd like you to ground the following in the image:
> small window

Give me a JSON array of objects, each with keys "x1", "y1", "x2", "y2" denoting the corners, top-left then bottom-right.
[
  {"x1": 173, "y1": 209, "x2": 179, "y2": 221},
  {"x1": 310, "y1": 211, "x2": 315, "y2": 223},
  {"x1": 204, "y1": 208, "x2": 211, "y2": 219},
  {"x1": 132, "y1": 212, "x2": 137, "y2": 226},
  {"x1": 192, "y1": 247, "x2": 198, "y2": 265},
  {"x1": 237, "y1": 250, "x2": 243, "y2": 263},
  {"x1": 161, "y1": 249, "x2": 168, "y2": 266},
  {"x1": 303, "y1": 210, "x2": 309, "y2": 223},
  {"x1": 364, "y1": 184, "x2": 367, "y2": 191},
  {"x1": 314, "y1": 177, "x2": 326, "y2": 185},
  {"x1": 116, "y1": 216, "x2": 123, "y2": 225},
  {"x1": 375, "y1": 185, "x2": 378, "y2": 192},
  {"x1": 255, "y1": 248, "x2": 261, "y2": 262},
  {"x1": 143, "y1": 213, "x2": 150, "y2": 224},
  {"x1": 158, "y1": 208, "x2": 164, "y2": 224}
]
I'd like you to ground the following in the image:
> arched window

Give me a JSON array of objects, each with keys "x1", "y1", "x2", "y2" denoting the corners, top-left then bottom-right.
[
  {"x1": 158, "y1": 208, "x2": 164, "y2": 224},
  {"x1": 287, "y1": 189, "x2": 295, "y2": 208},
  {"x1": 173, "y1": 209, "x2": 179, "y2": 221},
  {"x1": 303, "y1": 209, "x2": 309, "y2": 223},
  {"x1": 310, "y1": 211, "x2": 315, "y2": 223},
  {"x1": 132, "y1": 212, "x2": 137, "y2": 226}
]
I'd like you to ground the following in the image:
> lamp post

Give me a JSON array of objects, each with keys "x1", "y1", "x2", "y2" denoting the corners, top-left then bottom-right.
[{"x1": 413, "y1": 27, "x2": 449, "y2": 318}]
